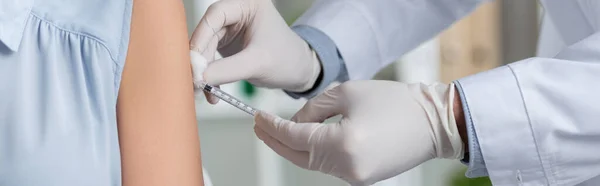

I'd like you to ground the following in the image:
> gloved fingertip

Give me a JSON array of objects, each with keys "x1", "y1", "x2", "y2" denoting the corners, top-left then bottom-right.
[
  {"x1": 189, "y1": 34, "x2": 205, "y2": 51},
  {"x1": 253, "y1": 111, "x2": 267, "y2": 123},
  {"x1": 190, "y1": 49, "x2": 207, "y2": 61},
  {"x1": 189, "y1": 45, "x2": 201, "y2": 53},
  {"x1": 207, "y1": 95, "x2": 220, "y2": 104},
  {"x1": 194, "y1": 88, "x2": 205, "y2": 98},
  {"x1": 254, "y1": 111, "x2": 277, "y2": 127}
]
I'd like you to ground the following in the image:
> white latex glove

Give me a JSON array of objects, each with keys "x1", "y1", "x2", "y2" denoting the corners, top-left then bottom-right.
[
  {"x1": 253, "y1": 80, "x2": 465, "y2": 186},
  {"x1": 190, "y1": 0, "x2": 321, "y2": 104}
]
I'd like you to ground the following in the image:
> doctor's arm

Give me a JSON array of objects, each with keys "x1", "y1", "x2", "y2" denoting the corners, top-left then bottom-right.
[
  {"x1": 289, "y1": 0, "x2": 492, "y2": 97},
  {"x1": 455, "y1": 31, "x2": 600, "y2": 185},
  {"x1": 117, "y1": 0, "x2": 204, "y2": 185},
  {"x1": 251, "y1": 32, "x2": 600, "y2": 185},
  {"x1": 189, "y1": 0, "x2": 491, "y2": 100}
]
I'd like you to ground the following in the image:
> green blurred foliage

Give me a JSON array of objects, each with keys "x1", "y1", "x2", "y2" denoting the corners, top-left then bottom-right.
[
  {"x1": 450, "y1": 168, "x2": 492, "y2": 186},
  {"x1": 241, "y1": 80, "x2": 256, "y2": 99}
]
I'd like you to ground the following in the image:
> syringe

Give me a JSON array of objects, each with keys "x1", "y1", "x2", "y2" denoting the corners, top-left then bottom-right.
[{"x1": 199, "y1": 82, "x2": 258, "y2": 116}]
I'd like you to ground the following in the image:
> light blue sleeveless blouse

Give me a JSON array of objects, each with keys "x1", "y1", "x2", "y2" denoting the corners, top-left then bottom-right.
[{"x1": 0, "y1": 0, "x2": 132, "y2": 185}]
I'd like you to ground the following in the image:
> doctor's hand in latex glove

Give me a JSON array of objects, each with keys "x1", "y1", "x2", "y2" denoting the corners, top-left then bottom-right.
[
  {"x1": 189, "y1": 0, "x2": 321, "y2": 104},
  {"x1": 254, "y1": 80, "x2": 466, "y2": 186}
]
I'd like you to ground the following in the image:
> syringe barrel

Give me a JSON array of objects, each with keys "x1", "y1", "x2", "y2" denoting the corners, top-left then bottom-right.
[{"x1": 202, "y1": 84, "x2": 258, "y2": 116}]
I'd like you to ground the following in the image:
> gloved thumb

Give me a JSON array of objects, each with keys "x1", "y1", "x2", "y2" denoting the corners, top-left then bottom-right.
[
  {"x1": 292, "y1": 85, "x2": 346, "y2": 123},
  {"x1": 203, "y1": 49, "x2": 258, "y2": 86}
]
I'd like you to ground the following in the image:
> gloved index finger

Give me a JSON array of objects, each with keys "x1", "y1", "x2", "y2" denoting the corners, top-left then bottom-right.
[
  {"x1": 190, "y1": 0, "x2": 247, "y2": 52},
  {"x1": 203, "y1": 49, "x2": 258, "y2": 86},
  {"x1": 254, "y1": 111, "x2": 324, "y2": 152}
]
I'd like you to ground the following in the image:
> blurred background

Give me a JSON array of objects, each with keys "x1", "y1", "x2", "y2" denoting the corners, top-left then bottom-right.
[{"x1": 183, "y1": 0, "x2": 541, "y2": 185}]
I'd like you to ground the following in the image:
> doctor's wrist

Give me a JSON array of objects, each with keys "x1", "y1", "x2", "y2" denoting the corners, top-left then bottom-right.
[{"x1": 453, "y1": 86, "x2": 468, "y2": 153}]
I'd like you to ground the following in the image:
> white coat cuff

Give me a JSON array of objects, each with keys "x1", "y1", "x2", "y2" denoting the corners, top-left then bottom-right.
[
  {"x1": 286, "y1": 25, "x2": 349, "y2": 99},
  {"x1": 456, "y1": 65, "x2": 547, "y2": 185},
  {"x1": 454, "y1": 80, "x2": 489, "y2": 178}
]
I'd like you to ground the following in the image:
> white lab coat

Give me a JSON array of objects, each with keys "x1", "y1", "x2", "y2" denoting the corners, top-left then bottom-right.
[
  {"x1": 295, "y1": 0, "x2": 600, "y2": 185},
  {"x1": 203, "y1": 167, "x2": 213, "y2": 186}
]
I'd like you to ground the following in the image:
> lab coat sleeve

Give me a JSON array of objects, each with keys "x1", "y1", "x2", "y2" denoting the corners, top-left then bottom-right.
[
  {"x1": 293, "y1": 0, "x2": 489, "y2": 80},
  {"x1": 454, "y1": 32, "x2": 600, "y2": 185}
]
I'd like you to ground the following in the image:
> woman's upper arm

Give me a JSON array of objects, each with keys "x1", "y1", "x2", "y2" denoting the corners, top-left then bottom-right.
[{"x1": 117, "y1": 0, "x2": 203, "y2": 185}]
